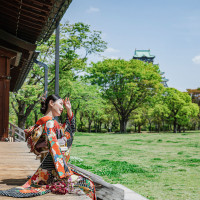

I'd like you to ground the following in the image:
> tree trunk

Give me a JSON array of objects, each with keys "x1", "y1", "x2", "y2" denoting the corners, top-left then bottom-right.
[
  {"x1": 17, "y1": 102, "x2": 26, "y2": 129},
  {"x1": 74, "y1": 109, "x2": 77, "y2": 132},
  {"x1": 18, "y1": 115, "x2": 26, "y2": 130},
  {"x1": 194, "y1": 123, "x2": 196, "y2": 130},
  {"x1": 95, "y1": 120, "x2": 97, "y2": 133},
  {"x1": 158, "y1": 123, "x2": 160, "y2": 133},
  {"x1": 79, "y1": 113, "x2": 83, "y2": 131},
  {"x1": 16, "y1": 97, "x2": 40, "y2": 130},
  {"x1": 162, "y1": 120, "x2": 165, "y2": 131},
  {"x1": 135, "y1": 124, "x2": 137, "y2": 132},
  {"x1": 34, "y1": 110, "x2": 38, "y2": 124},
  {"x1": 149, "y1": 122, "x2": 152, "y2": 133},
  {"x1": 173, "y1": 118, "x2": 177, "y2": 133},
  {"x1": 99, "y1": 121, "x2": 102, "y2": 132},
  {"x1": 138, "y1": 124, "x2": 141, "y2": 133},
  {"x1": 178, "y1": 124, "x2": 181, "y2": 133},
  {"x1": 88, "y1": 118, "x2": 92, "y2": 133},
  {"x1": 120, "y1": 118, "x2": 128, "y2": 133}
]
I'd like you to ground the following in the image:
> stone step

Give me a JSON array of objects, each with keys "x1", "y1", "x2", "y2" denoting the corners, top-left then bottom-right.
[{"x1": 114, "y1": 184, "x2": 148, "y2": 200}]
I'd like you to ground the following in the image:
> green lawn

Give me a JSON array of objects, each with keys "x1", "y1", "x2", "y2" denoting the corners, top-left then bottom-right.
[{"x1": 70, "y1": 131, "x2": 200, "y2": 200}]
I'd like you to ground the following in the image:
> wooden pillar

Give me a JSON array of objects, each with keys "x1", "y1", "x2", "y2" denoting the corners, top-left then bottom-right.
[{"x1": 0, "y1": 56, "x2": 10, "y2": 141}]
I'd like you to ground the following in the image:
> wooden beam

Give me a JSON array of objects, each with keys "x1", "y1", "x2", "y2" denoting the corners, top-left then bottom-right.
[
  {"x1": 0, "y1": 0, "x2": 49, "y2": 13},
  {"x1": 21, "y1": 1, "x2": 50, "y2": 13},
  {"x1": 0, "y1": 13, "x2": 44, "y2": 27},
  {"x1": 16, "y1": 0, "x2": 53, "y2": 7},
  {"x1": 0, "y1": 48, "x2": 17, "y2": 59},
  {"x1": 0, "y1": 2, "x2": 48, "y2": 18},
  {"x1": 0, "y1": 9, "x2": 45, "y2": 23},
  {"x1": 0, "y1": 46, "x2": 22, "y2": 66},
  {"x1": 0, "y1": 27, "x2": 37, "y2": 43},
  {"x1": 2, "y1": 18, "x2": 43, "y2": 32},
  {"x1": 18, "y1": 22, "x2": 43, "y2": 32},
  {"x1": 0, "y1": 15, "x2": 43, "y2": 31},
  {"x1": 0, "y1": 29, "x2": 36, "y2": 51}
]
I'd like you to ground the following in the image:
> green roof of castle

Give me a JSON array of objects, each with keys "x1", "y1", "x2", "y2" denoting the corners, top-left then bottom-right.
[{"x1": 133, "y1": 50, "x2": 155, "y2": 58}]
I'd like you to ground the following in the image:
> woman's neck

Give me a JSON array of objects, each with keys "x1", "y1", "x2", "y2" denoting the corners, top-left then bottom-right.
[{"x1": 45, "y1": 110, "x2": 54, "y2": 118}]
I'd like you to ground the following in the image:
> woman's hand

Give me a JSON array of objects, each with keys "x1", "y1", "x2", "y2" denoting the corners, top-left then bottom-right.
[{"x1": 63, "y1": 97, "x2": 73, "y2": 118}]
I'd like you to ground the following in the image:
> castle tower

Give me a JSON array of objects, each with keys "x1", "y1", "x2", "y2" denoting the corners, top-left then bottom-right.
[
  {"x1": 133, "y1": 49, "x2": 169, "y2": 87},
  {"x1": 133, "y1": 49, "x2": 155, "y2": 63}
]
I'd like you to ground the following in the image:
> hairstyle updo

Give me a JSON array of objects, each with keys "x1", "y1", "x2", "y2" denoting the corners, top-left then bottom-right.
[{"x1": 40, "y1": 94, "x2": 61, "y2": 114}]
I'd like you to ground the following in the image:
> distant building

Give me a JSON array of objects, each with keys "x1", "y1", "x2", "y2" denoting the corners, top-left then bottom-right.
[
  {"x1": 133, "y1": 49, "x2": 155, "y2": 63},
  {"x1": 187, "y1": 89, "x2": 200, "y2": 106},
  {"x1": 160, "y1": 71, "x2": 169, "y2": 88},
  {"x1": 133, "y1": 49, "x2": 169, "y2": 87}
]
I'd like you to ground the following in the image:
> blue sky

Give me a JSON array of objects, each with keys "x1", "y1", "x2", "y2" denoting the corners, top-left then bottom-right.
[{"x1": 62, "y1": 0, "x2": 200, "y2": 91}]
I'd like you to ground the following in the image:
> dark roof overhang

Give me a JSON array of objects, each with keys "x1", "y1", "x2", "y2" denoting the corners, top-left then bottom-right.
[{"x1": 0, "y1": 0, "x2": 72, "y2": 91}]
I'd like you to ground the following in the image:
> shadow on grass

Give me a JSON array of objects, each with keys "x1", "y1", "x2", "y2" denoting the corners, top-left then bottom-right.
[
  {"x1": 167, "y1": 158, "x2": 200, "y2": 167},
  {"x1": 73, "y1": 144, "x2": 93, "y2": 147}
]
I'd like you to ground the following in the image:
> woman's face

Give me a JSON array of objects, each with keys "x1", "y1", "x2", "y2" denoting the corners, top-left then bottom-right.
[{"x1": 50, "y1": 99, "x2": 64, "y2": 117}]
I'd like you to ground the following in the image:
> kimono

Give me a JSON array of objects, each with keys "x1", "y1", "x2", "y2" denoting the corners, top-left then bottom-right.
[{"x1": 0, "y1": 114, "x2": 96, "y2": 199}]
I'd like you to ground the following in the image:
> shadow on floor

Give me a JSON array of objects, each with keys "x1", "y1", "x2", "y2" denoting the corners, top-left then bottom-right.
[{"x1": 0, "y1": 178, "x2": 27, "y2": 186}]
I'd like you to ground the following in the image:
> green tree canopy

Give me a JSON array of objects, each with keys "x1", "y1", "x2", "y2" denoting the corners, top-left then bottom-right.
[
  {"x1": 87, "y1": 59, "x2": 162, "y2": 133},
  {"x1": 10, "y1": 22, "x2": 107, "y2": 129},
  {"x1": 163, "y1": 87, "x2": 199, "y2": 133}
]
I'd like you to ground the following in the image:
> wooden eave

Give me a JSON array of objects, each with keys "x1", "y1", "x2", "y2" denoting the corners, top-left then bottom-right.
[{"x1": 0, "y1": 0, "x2": 73, "y2": 91}]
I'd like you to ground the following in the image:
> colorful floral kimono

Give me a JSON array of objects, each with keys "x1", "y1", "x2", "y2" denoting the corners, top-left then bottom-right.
[{"x1": 0, "y1": 115, "x2": 96, "y2": 199}]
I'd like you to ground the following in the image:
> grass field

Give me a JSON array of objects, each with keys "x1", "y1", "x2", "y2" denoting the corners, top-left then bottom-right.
[{"x1": 69, "y1": 131, "x2": 200, "y2": 200}]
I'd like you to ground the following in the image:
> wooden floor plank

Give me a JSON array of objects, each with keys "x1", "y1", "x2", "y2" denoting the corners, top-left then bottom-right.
[{"x1": 0, "y1": 142, "x2": 90, "y2": 200}]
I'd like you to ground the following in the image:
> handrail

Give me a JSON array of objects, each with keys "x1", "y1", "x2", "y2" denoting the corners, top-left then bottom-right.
[{"x1": 8, "y1": 123, "x2": 25, "y2": 142}]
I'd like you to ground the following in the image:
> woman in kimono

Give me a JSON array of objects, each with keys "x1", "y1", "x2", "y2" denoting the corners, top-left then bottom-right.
[{"x1": 0, "y1": 94, "x2": 96, "y2": 199}]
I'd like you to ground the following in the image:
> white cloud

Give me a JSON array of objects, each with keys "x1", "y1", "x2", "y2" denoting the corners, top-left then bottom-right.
[
  {"x1": 109, "y1": 56, "x2": 119, "y2": 59},
  {"x1": 86, "y1": 7, "x2": 100, "y2": 13},
  {"x1": 105, "y1": 47, "x2": 120, "y2": 53},
  {"x1": 192, "y1": 55, "x2": 200, "y2": 64}
]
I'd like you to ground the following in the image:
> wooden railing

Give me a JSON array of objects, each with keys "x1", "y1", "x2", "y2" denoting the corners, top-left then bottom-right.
[{"x1": 8, "y1": 123, "x2": 25, "y2": 142}]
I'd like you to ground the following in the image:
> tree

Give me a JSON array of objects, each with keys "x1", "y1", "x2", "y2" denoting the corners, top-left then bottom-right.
[
  {"x1": 177, "y1": 102, "x2": 199, "y2": 132},
  {"x1": 190, "y1": 114, "x2": 200, "y2": 131},
  {"x1": 151, "y1": 104, "x2": 169, "y2": 132},
  {"x1": 60, "y1": 80, "x2": 104, "y2": 132},
  {"x1": 87, "y1": 59, "x2": 162, "y2": 133},
  {"x1": 163, "y1": 88, "x2": 199, "y2": 133},
  {"x1": 80, "y1": 89, "x2": 106, "y2": 133},
  {"x1": 130, "y1": 107, "x2": 148, "y2": 133},
  {"x1": 10, "y1": 22, "x2": 107, "y2": 129},
  {"x1": 10, "y1": 78, "x2": 43, "y2": 129},
  {"x1": 146, "y1": 107, "x2": 154, "y2": 132}
]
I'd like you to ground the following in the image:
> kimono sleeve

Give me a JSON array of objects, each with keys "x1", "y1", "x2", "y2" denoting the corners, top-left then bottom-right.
[{"x1": 44, "y1": 120, "x2": 66, "y2": 178}]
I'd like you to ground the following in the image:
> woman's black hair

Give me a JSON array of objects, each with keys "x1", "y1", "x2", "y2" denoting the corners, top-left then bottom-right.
[{"x1": 40, "y1": 94, "x2": 61, "y2": 114}]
